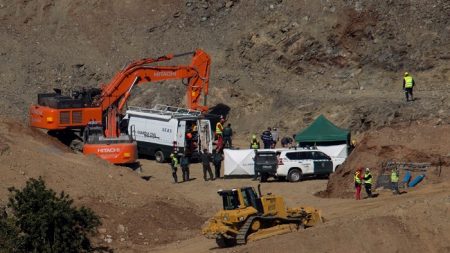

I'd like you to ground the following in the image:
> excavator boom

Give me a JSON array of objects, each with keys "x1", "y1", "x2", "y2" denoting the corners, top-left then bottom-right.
[
  {"x1": 30, "y1": 49, "x2": 211, "y2": 131},
  {"x1": 98, "y1": 49, "x2": 210, "y2": 112}
]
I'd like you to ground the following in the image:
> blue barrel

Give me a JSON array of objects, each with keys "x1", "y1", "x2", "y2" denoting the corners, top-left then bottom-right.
[
  {"x1": 402, "y1": 171, "x2": 412, "y2": 184},
  {"x1": 408, "y1": 174, "x2": 425, "y2": 187}
]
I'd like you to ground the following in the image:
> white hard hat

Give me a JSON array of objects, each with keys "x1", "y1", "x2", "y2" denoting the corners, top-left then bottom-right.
[{"x1": 366, "y1": 168, "x2": 370, "y2": 171}]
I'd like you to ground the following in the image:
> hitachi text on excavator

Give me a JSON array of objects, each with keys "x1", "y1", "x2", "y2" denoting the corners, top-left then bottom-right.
[{"x1": 29, "y1": 49, "x2": 211, "y2": 164}]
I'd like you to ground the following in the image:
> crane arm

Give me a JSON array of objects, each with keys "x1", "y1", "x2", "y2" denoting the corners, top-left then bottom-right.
[{"x1": 97, "y1": 49, "x2": 211, "y2": 112}]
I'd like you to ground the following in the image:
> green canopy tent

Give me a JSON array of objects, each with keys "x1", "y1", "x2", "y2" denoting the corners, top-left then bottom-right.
[{"x1": 295, "y1": 115, "x2": 350, "y2": 147}]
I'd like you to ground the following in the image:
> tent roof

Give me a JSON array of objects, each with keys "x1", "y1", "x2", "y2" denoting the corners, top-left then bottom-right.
[{"x1": 295, "y1": 115, "x2": 350, "y2": 143}]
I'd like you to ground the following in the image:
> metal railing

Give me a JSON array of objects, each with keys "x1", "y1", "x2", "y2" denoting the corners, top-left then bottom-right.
[{"x1": 127, "y1": 104, "x2": 202, "y2": 117}]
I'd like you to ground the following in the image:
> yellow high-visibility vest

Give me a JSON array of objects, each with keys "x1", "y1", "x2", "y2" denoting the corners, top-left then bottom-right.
[
  {"x1": 216, "y1": 122, "x2": 223, "y2": 135},
  {"x1": 364, "y1": 172, "x2": 372, "y2": 184},
  {"x1": 354, "y1": 172, "x2": 361, "y2": 184},
  {"x1": 391, "y1": 170, "x2": 399, "y2": 183},
  {"x1": 404, "y1": 76, "x2": 414, "y2": 88},
  {"x1": 171, "y1": 156, "x2": 179, "y2": 167},
  {"x1": 251, "y1": 140, "x2": 260, "y2": 149}
]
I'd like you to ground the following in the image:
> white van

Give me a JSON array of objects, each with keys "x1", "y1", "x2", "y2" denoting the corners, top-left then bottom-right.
[{"x1": 122, "y1": 105, "x2": 213, "y2": 162}]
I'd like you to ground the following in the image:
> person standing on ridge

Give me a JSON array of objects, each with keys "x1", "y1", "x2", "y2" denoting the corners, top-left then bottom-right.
[
  {"x1": 403, "y1": 72, "x2": 415, "y2": 102},
  {"x1": 354, "y1": 167, "x2": 363, "y2": 200},
  {"x1": 363, "y1": 168, "x2": 373, "y2": 198},
  {"x1": 261, "y1": 127, "x2": 273, "y2": 149}
]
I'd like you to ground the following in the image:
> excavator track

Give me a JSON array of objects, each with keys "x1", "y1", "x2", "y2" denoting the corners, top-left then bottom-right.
[{"x1": 236, "y1": 216, "x2": 257, "y2": 244}]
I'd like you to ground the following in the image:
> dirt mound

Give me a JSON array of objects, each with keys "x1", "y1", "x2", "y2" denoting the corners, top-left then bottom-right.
[
  {"x1": 0, "y1": 0, "x2": 448, "y2": 136},
  {"x1": 322, "y1": 123, "x2": 450, "y2": 198},
  {"x1": 229, "y1": 177, "x2": 450, "y2": 253},
  {"x1": 233, "y1": 185, "x2": 450, "y2": 253},
  {"x1": 0, "y1": 119, "x2": 204, "y2": 249},
  {"x1": 86, "y1": 200, "x2": 202, "y2": 248}
]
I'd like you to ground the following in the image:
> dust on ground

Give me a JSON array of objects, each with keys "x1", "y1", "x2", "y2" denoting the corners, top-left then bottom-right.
[
  {"x1": 0, "y1": 0, "x2": 449, "y2": 252},
  {"x1": 1, "y1": 120, "x2": 449, "y2": 252}
]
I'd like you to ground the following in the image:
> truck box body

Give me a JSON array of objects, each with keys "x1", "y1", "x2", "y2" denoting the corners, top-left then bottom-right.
[{"x1": 124, "y1": 105, "x2": 213, "y2": 162}]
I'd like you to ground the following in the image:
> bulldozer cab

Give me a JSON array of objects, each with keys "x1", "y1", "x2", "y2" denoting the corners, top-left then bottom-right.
[{"x1": 218, "y1": 187, "x2": 263, "y2": 213}]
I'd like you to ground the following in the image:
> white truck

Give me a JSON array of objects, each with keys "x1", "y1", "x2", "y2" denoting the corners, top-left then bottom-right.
[{"x1": 122, "y1": 105, "x2": 213, "y2": 162}]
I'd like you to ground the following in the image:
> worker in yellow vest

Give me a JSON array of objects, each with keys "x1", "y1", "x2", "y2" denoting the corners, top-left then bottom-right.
[
  {"x1": 403, "y1": 72, "x2": 415, "y2": 102},
  {"x1": 170, "y1": 153, "x2": 179, "y2": 183},
  {"x1": 363, "y1": 168, "x2": 373, "y2": 198},
  {"x1": 215, "y1": 118, "x2": 224, "y2": 139},
  {"x1": 250, "y1": 134, "x2": 260, "y2": 149},
  {"x1": 354, "y1": 167, "x2": 363, "y2": 200},
  {"x1": 391, "y1": 167, "x2": 400, "y2": 195}
]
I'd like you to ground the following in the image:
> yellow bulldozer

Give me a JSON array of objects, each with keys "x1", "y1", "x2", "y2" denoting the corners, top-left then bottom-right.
[{"x1": 202, "y1": 185, "x2": 323, "y2": 247}]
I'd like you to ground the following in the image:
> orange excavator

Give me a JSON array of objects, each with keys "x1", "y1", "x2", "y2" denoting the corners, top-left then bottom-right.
[{"x1": 29, "y1": 49, "x2": 211, "y2": 164}]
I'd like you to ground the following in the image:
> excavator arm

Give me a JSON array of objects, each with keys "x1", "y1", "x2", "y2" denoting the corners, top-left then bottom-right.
[
  {"x1": 98, "y1": 49, "x2": 210, "y2": 113},
  {"x1": 30, "y1": 49, "x2": 211, "y2": 133},
  {"x1": 100, "y1": 49, "x2": 210, "y2": 138}
]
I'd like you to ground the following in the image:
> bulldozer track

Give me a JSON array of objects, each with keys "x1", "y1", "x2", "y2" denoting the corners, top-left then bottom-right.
[
  {"x1": 236, "y1": 216, "x2": 306, "y2": 244},
  {"x1": 236, "y1": 216, "x2": 257, "y2": 244}
]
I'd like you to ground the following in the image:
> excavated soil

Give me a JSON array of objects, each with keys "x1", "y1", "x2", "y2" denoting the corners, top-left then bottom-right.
[
  {"x1": 0, "y1": 0, "x2": 448, "y2": 134},
  {"x1": 322, "y1": 123, "x2": 450, "y2": 199},
  {"x1": 1, "y1": 120, "x2": 449, "y2": 253},
  {"x1": 0, "y1": 120, "x2": 203, "y2": 249},
  {"x1": 0, "y1": 0, "x2": 449, "y2": 252}
]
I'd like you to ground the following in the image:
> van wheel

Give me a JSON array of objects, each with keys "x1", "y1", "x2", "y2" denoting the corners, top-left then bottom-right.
[
  {"x1": 155, "y1": 151, "x2": 165, "y2": 163},
  {"x1": 287, "y1": 169, "x2": 302, "y2": 182}
]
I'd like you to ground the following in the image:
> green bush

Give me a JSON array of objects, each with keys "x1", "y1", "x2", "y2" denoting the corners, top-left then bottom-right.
[
  {"x1": 0, "y1": 211, "x2": 20, "y2": 253},
  {"x1": 0, "y1": 177, "x2": 101, "y2": 253}
]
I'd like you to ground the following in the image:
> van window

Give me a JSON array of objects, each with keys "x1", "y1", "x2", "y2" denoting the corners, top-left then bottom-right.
[
  {"x1": 255, "y1": 153, "x2": 277, "y2": 163},
  {"x1": 285, "y1": 152, "x2": 298, "y2": 160},
  {"x1": 313, "y1": 151, "x2": 331, "y2": 160},
  {"x1": 298, "y1": 152, "x2": 313, "y2": 160}
]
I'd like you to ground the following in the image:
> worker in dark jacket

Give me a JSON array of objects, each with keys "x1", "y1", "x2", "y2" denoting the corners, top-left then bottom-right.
[
  {"x1": 261, "y1": 127, "x2": 273, "y2": 149},
  {"x1": 363, "y1": 168, "x2": 373, "y2": 198},
  {"x1": 170, "y1": 153, "x2": 178, "y2": 183},
  {"x1": 212, "y1": 149, "x2": 223, "y2": 179},
  {"x1": 180, "y1": 153, "x2": 190, "y2": 182},
  {"x1": 281, "y1": 136, "x2": 293, "y2": 148},
  {"x1": 222, "y1": 123, "x2": 233, "y2": 148},
  {"x1": 200, "y1": 149, "x2": 214, "y2": 181}
]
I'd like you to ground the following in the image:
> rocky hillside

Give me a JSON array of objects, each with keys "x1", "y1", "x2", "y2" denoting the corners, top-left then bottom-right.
[{"x1": 0, "y1": 0, "x2": 449, "y2": 136}]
